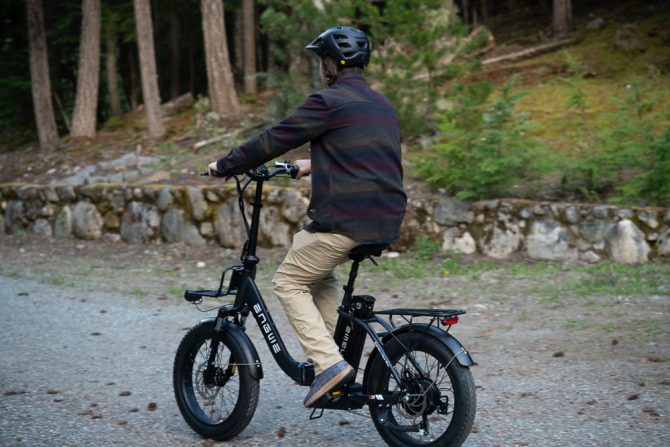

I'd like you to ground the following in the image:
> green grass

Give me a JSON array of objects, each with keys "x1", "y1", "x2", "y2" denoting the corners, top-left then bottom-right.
[
  {"x1": 441, "y1": 256, "x2": 497, "y2": 276},
  {"x1": 97, "y1": 250, "x2": 112, "y2": 260},
  {"x1": 379, "y1": 257, "x2": 430, "y2": 279},
  {"x1": 518, "y1": 260, "x2": 670, "y2": 298},
  {"x1": 562, "y1": 320, "x2": 589, "y2": 330},
  {"x1": 601, "y1": 322, "x2": 618, "y2": 333},
  {"x1": 506, "y1": 261, "x2": 562, "y2": 277},
  {"x1": 46, "y1": 275, "x2": 66, "y2": 286},
  {"x1": 637, "y1": 320, "x2": 664, "y2": 341},
  {"x1": 564, "y1": 262, "x2": 670, "y2": 297},
  {"x1": 127, "y1": 287, "x2": 144, "y2": 297},
  {"x1": 376, "y1": 236, "x2": 669, "y2": 300}
]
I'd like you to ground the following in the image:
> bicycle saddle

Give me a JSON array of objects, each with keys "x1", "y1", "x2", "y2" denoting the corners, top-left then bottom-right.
[{"x1": 349, "y1": 243, "x2": 388, "y2": 260}]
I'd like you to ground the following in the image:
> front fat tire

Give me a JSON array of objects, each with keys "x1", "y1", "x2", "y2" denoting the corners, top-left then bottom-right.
[
  {"x1": 173, "y1": 321, "x2": 260, "y2": 441},
  {"x1": 368, "y1": 332, "x2": 476, "y2": 447}
]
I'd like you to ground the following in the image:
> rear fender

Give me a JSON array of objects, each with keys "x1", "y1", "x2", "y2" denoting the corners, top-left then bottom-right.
[
  {"x1": 363, "y1": 323, "x2": 473, "y2": 389},
  {"x1": 200, "y1": 317, "x2": 263, "y2": 380}
]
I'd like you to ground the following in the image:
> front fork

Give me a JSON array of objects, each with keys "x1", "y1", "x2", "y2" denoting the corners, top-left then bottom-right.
[{"x1": 203, "y1": 313, "x2": 247, "y2": 387}]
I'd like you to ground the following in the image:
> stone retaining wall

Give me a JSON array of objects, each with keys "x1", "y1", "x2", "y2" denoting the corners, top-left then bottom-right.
[{"x1": 1, "y1": 183, "x2": 669, "y2": 264}]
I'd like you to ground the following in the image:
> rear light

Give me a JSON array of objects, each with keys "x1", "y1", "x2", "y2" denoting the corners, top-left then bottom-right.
[{"x1": 441, "y1": 316, "x2": 459, "y2": 326}]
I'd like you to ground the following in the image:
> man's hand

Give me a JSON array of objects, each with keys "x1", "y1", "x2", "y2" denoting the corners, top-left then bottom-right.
[
  {"x1": 295, "y1": 159, "x2": 311, "y2": 180},
  {"x1": 208, "y1": 161, "x2": 222, "y2": 177}
]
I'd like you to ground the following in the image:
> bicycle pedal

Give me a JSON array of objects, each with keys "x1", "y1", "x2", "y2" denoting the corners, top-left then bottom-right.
[
  {"x1": 322, "y1": 390, "x2": 342, "y2": 402},
  {"x1": 323, "y1": 381, "x2": 362, "y2": 401}
]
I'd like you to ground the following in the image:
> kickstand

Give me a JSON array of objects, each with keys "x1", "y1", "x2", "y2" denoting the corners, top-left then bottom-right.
[{"x1": 309, "y1": 407, "x2": 324, "y2": 420}]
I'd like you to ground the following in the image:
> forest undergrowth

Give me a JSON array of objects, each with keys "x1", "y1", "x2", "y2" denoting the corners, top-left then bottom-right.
[{"x1": 1, "y1": 0, "x2": 669, "y2": 207}]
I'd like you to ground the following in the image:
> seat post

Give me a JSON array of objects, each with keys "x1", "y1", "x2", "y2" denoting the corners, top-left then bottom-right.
[{"x1": 342, "y1": 259, "x2": 361, "y2": 309}]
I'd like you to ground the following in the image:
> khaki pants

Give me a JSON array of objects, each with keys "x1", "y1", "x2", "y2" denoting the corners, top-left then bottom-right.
[{"x1": 272, "y1": 230, "x2": 359, "y2": 375}]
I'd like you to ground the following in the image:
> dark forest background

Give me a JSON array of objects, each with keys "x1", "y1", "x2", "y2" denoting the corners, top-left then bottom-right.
[{"x1": 1, "y1": 0, "x2": 669, "y2": 205}]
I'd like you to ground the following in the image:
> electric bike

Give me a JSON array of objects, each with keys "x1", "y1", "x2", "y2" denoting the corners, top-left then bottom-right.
[{"x1": 173, "y1": 162, "x2": 477, "y2": 446}]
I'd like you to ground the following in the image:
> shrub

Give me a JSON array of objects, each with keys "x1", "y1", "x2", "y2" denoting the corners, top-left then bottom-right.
[
  {"x1": 258, "y1": 0, "x2": 326, "y2": 118},
  {"x1": 260, "y1": 0, "x2": 486, "y2": 138},
  {"x1": 416, "y1": 78, "x2": 539, "y2": 199},
  {"x1": 563, "y1": 78, "x2": 670, "y2": 205}
]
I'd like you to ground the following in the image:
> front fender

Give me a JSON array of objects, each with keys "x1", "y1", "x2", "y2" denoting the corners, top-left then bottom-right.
[
  {"x1": 363, "y1": 323, "x2": 474, "y2": 389},
  {"x1": 200, "y1": 317, "x2": 264, "y2": 380}
]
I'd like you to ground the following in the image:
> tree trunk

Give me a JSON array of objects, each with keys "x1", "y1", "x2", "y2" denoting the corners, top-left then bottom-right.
[
  {"x1": 537, "y1": 0, "x2": 550, "y2": 14},
  {"x1": 71, "y1": 0, "x2": 102, "y2": 138},
  {"x1": 170, "y1": 6, "x2": 181, "y2": 100},
  {"x1": 105, "y1": 26, "x2": 122, "y2": 116},
  {"x1": 133, "y1": 0, "x2": 165, "y2": 138},
  {"x1": 187, "y1": 31, "x2": 195, "y2": 95},
  {"x1": 242, "y1": 0, "x2": 257, "y2": 95},
  {"x1": 26, "y1": 0, "x2": 59, "y2": 151},
  {"x1": 128, "y1": 47, "x2": 139, "y2": 110},
  {"x1": 460, "y1": 0, "x2": 471, "y2": 27},
  {"x1": 233, "y1": 6, "x2": 243, "y2": 83},
  {"x1": 552, "y1": 0, "x2": 571, "y2": 37},
  {"x1": 508, "y1": 0, "x2": 523, "y2": 13},
  {"x1": 201, "y1": 0, "x2": 240, "y2": 117}
]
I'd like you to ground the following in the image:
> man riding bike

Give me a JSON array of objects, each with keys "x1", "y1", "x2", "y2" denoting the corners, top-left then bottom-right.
[{"x1": 208, "y1": 26, "x2": 407, "y2": 407}]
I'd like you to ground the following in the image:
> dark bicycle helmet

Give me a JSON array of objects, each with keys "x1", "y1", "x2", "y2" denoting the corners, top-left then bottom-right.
[{"x1": 305, "y1": 26, "x2": 371, "y2": 68}]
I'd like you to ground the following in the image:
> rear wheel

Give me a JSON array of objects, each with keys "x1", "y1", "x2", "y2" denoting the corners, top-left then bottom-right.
[
  {"x1": 173, "y1": 321, "x2": 259, "y2": 441},
  {"x1": 367, "y1": 332, "x2": 476, "y2": 447}
]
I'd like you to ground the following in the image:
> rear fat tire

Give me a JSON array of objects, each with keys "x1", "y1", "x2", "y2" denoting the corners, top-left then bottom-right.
[
  {"x1": 173, "y1": 321, "x2": 260, "y2": 441},
  {"x1": 367, "y1": 332, "x2": 476, "y2": 447}
]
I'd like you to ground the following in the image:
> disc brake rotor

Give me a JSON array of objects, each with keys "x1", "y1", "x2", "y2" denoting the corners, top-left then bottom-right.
[{"x1": 400, "y1": 377, "x2": 442, "y2": 417}]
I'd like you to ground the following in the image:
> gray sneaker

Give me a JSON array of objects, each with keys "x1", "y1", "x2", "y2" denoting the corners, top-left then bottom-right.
[{"x1": 303, "y1": 360, "x2": 355, "y2": 407}]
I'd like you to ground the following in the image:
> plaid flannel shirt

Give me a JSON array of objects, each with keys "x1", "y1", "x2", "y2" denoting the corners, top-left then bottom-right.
[{"x1": 215, "y1": 72, "x2": 406, "y2": 244}]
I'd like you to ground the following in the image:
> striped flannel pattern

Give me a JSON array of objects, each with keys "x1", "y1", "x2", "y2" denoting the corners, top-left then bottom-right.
[{"x1": 215, "y1": 72, "x2": 407, "y2": 244}]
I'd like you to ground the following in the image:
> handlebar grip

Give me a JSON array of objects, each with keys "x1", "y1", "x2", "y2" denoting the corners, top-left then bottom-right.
[
  {"x1": 289, "y1": 165, "x2": 299, "y2": 179},
  {"x1": 200, "y1": 170, "x2": 225, "y2": 177}
]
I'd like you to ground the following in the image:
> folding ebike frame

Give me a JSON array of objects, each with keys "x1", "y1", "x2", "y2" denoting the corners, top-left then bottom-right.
[{"x1": 184, "y1": 164, "x2": 474, "y2": 417}]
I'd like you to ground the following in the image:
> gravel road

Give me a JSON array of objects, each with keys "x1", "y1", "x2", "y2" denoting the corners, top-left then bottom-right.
[
  {"x1": 0, "y1": 275, "x2": 389, "y2": 447},
  {"x1": 1, "y1": 238, "x2": 669, "y2": 447}
]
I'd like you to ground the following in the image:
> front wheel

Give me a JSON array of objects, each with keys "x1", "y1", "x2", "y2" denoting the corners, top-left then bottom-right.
[
  {"x1": 173, "y1": 321, "x2": 260, "y2": 441},
  {"x1": 367, "y1": 332, "x2": 476, "y2": 447}
]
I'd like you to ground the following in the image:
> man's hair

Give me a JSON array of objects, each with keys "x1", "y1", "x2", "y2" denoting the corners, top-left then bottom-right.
[{"x1": 321, "y1": 56, "x2": 363, "y2": 86}]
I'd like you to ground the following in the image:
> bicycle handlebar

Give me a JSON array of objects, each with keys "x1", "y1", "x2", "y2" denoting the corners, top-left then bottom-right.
[{"x1": 200, "y1": 161, "x2": 299, "y2": 180}]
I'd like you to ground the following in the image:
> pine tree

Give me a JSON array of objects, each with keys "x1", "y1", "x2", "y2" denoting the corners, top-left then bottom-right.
[
  {"x1": 242, "y1": 0, "x2": 257, "y2": 95},
  {"x1": 104, "y1": 6, "x2": 122, "y2": 116},
  {"x1": 71, "y1": 0, "x2": 102, "y2": 138},
  {"x1": 201, "y1": 0, "x2": 240, "y2": 117},
  {"x1": 26, "y1": 0, "x2": 59, "y2": 150},
  {"x1": 169, "y1": 1, "x2": 182, "y2": 100},
  {"x1": 552, "y1": 0, "x2": 572, "y2": 37},
  {"x1": 133, "y1": 0, "x2": 165, "y2": 137}
]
